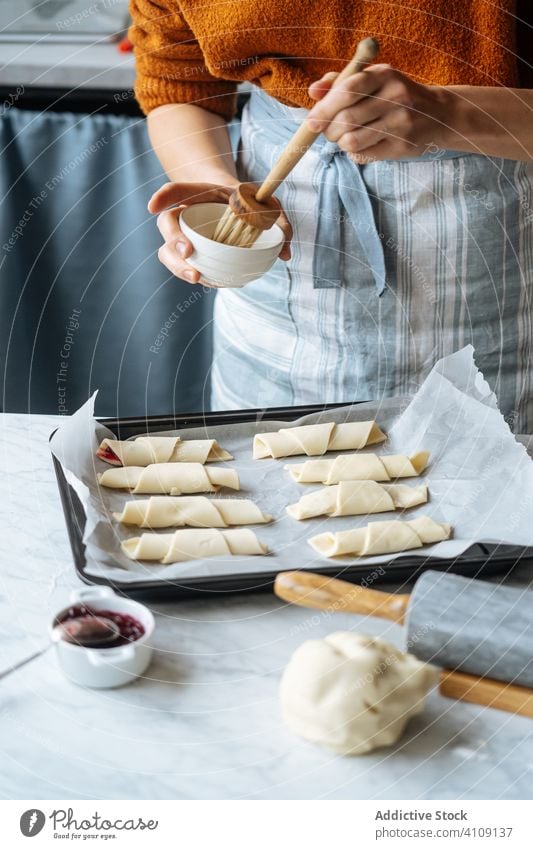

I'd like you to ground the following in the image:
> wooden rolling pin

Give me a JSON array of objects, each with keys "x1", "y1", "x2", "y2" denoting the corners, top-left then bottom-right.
[{"x1": 274, "y1": 569, "x2": 533, "y2": 717}]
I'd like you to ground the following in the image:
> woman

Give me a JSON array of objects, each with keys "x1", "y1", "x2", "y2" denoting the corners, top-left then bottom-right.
[{"x1": 130, "y1": 1, "x2": 533, "y2": 430}]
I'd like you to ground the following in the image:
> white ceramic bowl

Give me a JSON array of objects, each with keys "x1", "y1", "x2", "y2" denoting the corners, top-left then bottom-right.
[
  {"x1": 180, "y1": 202, "x2": 284, "y2": 288},
  {"x1": 51, "y1": 587, "x2": 154, "y2": 689}
]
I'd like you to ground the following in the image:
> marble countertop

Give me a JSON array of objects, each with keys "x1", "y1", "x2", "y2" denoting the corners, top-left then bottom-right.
[
  {"x1": 0, "y1": 41, "x2": 134, "y2": 91},
  {"x1": 1, "y1": 412, "x2": 532, "y2": 800}
]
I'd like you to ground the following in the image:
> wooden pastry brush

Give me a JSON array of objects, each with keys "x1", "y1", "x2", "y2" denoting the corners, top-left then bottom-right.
[{"x1": 212, "y1": 36, "x2": 380, "y2": 248}]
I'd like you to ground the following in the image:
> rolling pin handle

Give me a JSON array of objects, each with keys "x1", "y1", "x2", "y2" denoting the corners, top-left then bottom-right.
[
  {"x1": 274, "y1": 571, "x2": 410, "y2": 623},
  {"x1": 439, "y1": 669, "x2": 533, "y2": 718}
]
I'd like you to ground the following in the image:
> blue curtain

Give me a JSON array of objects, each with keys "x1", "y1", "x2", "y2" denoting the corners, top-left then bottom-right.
[{"x1": 0, "y1": 109, "x2": 217, "y2": 417}]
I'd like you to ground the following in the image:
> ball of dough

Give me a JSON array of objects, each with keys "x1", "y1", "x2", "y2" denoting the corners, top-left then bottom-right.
[{"x1": 280, "y1": 631, "x2": 437, "y2": 755}]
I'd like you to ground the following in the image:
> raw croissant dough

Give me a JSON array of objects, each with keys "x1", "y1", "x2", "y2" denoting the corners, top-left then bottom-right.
[
  {"x1": 280, "y1": 632, "x2": 437, "y2": 755},
  {"x1": 97, "y1": 435, "x2": 232, "y2": 466},
  {"x1": 253, "y1": 420, "x2": 386, "y2": 459},
  {"x1": 122, "y1": 528, "x2": 267, "y2": 564},
  {"x1": 286, "y1": 451, "x2": 429, "y2": 484},
  {"x1": 98, "y1": 463, "x2": 239, "y2": 494},
  {"x1": 309, "y1": 516, "x2": 451, "y2": 558},
  {"x1": 287, "y1": 481, "x2": 428, "y2": 520},
  {"x1": 115, "y1": 496, "x2": 271, "y2": 528}
]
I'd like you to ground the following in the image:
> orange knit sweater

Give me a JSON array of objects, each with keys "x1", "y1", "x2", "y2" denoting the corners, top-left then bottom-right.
[{"x1": 129, "y1": 0, "x2": 529, "y2": 120}]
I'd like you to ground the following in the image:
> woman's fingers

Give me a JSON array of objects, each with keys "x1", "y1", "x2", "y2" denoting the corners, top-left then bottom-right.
[
  {"x1": 338, "y1": 108, "x2": 419, "y2": 158},
  {"x1": 157, "y1": 241, "x2": 221, "y2": 289},
  {"x1": 307, "y1": 65, "x2": 426, "y2": 159},
  {"x1": 308, "y1": 71, "x2": 339, "y2": 101},
  {"x1": 306, "y1": 65, "x2": 389, "y2": 132},
  {"x1": 155, "y1": 205, "x2": 201, "y2": 282},
  {"x1": 148, "y1": 181, "x2": 235, "y2": 214},
  {"x1": 156, "y1": 206, "x2": 185, "y2": 241},
  {"x1": 324, "y1": 100, "x2": 388, "y2": 143},
  {"x1": 155, "y1": 206, "x2": 194, "y2": 260},
  {"x1": 157, "y1": 242, "x2": 201, "y2": 284},
  {"x1": 276, "y1": 210, "x2": 293, "y2": 260},
  {"x1": 348, "y1": 138, "x2": 404, "y2": 164},
  {"x1": 151, "y1": 182, "x2": 237, "y2": 281}
]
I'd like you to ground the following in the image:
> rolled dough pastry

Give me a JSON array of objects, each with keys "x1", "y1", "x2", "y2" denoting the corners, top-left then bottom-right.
[
  {"x1": 253, "y1": 420, "x2": 386, "y2": 459},
  {"x1": 98, "y1": 463, "x2": 239, "y2": 494},
  {"x1": 97, "y1": 435, "x2": 232, "y2": 466},
  {"x1": 286, "y1": 481, "x2": 428, "y2": 520},
  {"x1": 286, "y1": 451, "x2": 429, "y2": 484},
  {"x1": 122, "y1": 528, "x2": 267, "y2": 564},
  {"x1": 114, "y1": 496, "x2": 271, "y2": 528},
  {"x1": 309, "y1": 516, "x2": 451, "y2": 558},
  {"x1": 280, "y1": 632, "x2": 437, "y2": 755}
]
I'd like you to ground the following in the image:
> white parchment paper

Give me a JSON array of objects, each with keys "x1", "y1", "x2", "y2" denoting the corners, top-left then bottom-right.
[{"x1": 50, "y1": 347, "x2": 533, "y2": 584}]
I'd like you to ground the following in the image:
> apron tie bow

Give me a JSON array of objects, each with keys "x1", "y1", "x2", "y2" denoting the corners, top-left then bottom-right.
[{"x1": 312, "y1": 142, "x2": 386, "y2": 293}]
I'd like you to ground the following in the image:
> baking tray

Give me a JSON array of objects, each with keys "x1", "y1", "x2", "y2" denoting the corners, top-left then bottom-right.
[{"x1": 51, "y1": 403, "x2": 533, "y2": 600}]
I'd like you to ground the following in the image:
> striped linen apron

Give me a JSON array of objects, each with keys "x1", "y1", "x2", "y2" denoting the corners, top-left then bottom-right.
[{"x1": 211, "y1": 89, "x2": 533, "y2": 433}]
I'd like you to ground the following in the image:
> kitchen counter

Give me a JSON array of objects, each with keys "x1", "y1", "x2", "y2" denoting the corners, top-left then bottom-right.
[
  {"x1": 0, "y1": 41, "x2": 134, "y2": 91},
  {"x1": 1, "y1": 412, "x2": 532, "y2": 800}
]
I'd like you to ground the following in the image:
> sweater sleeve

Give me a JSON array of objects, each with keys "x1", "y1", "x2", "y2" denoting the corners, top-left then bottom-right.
[{"x1": 128, "y1": 0, "x2": 237, "y2": 119}]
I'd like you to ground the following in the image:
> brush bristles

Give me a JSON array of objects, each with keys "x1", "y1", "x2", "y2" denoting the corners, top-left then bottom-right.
[
  {"x1": 212, "y1": 208, "x2": 262, "y2": 248},
  {"x1": 212, "y1": 205, "x2": 235, "y2": 242}
]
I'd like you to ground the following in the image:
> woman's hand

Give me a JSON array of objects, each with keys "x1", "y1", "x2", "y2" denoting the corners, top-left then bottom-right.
[
  {"x1": 149, "y1": 181, "x2": 293, "y2": 286},
  {"x1": 149, "y1": 181, "x2": 235, "y2": 286},
  {"x1": 306, "y1": 64, "x2": 453, "y2": 163}
]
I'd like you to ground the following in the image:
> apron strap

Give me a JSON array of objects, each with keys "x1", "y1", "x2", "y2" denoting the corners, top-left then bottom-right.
[{"x1": 312, "y1": 141, "x2": 386, "y2": 294}]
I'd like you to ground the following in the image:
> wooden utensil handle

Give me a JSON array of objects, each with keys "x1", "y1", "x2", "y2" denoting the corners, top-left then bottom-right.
[
  {"x1": 439, "y1": 669, "x2": 533, "y2": 718},
  {"x1": 274, "y1": 570, "x2": 410, "y2": 623},
  {"x1": 255, "y1": 36, "x2": 380, "y2": 203}
]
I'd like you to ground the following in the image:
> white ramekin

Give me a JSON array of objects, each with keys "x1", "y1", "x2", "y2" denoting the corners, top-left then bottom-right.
[
  {"x1": 50, "y1": 587, "x2": 154, "y2": 689},
  {"x1": 179, "y1": 202, "x2": 284, "y2": 287}
]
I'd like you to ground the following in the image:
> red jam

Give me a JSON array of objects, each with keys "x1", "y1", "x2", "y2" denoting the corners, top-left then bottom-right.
[
  {"x1": 96, "y1": 445, "x2": 121, "y2": 465},
  {"x1": 56, "y1": 604, "x2": 145, "y2": 647}
]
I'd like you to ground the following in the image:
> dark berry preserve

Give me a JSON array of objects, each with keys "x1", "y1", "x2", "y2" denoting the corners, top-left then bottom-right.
[{"x1": 56, "y1": 604, "x2": 145, "y2": 647}]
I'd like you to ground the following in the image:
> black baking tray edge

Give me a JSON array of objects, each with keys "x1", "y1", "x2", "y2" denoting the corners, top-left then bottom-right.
[{"x1": 50, "y1": 402, "x2": 533, "y2": 601}]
